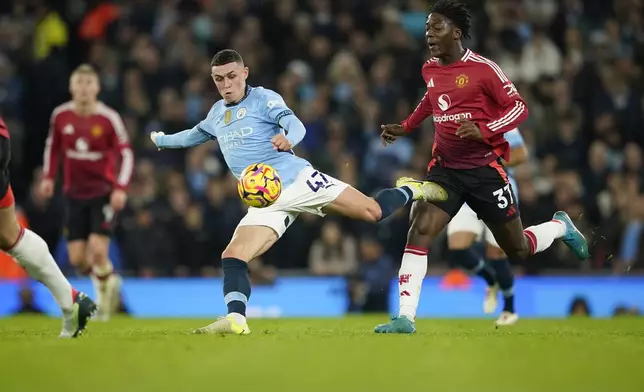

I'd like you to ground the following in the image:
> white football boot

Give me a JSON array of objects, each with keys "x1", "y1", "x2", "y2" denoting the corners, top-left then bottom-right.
[
  {"x1": 193, "y1": 314, "x2": 251, "y2": 335},
  {"x1": 495, "y1": 311, "x2": 519, "y2": 326}
]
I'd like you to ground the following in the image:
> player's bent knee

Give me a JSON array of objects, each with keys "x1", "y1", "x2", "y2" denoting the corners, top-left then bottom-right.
[
  {"x1": 89, "y1": 249, "x2": 109, "y2": 265},
  {"x1": 363, "y1": 199, "x2": 382, "y2": 223}
]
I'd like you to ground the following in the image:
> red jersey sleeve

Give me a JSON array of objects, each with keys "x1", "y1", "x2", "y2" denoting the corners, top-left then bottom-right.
[
  {"x1": 477, "y1": 62, "x2": 528, "y2": 139},
  {"x1": 106, "y1": 110, "x2": 133, "y2": 190},
  {"x1": 42, "y1": 112, "x2": 61, "y2": 180},
  {"x1": 401, "y1": 62, "x2": 434, "y2": 132}
]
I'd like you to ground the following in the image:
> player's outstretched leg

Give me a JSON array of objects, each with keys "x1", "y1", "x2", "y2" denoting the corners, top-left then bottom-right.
[
  {"x1": 0, "y1": 203, "x2": 96, "y2": 337},
  {"x1": 323, "y1": 177, "x2": 447, "y2": 224},
  {"x1": 488, "y1": 211, "x2": 589, "y2": 264},
  {"x1": 374, "y1": 201, "x2": 452, "y2": 334},
  {"x1": 485, "y1": 244, "x2": 518, "y2": 326},
  {"x1": 193, "y1": 226, "x2": 278, "y2": 335}
]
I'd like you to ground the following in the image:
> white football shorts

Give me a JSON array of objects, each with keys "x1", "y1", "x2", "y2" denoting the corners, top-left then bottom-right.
[
  {"x1": 237, "y1": 165, "x2": 349, "y2": 238},
  {"x1": 447, "y1": 203, "x2": 499, "y2": 247}
]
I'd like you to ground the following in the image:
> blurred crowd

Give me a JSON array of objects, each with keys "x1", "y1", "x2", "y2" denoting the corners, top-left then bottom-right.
[{"x1": 1, "y1": 0, "x2": 643, "y2": 282}]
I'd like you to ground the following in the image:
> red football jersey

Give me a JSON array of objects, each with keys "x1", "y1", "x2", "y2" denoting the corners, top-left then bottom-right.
[
  {"x1": 402, "y1": 49, "x2": 528, "y2": 169},
  {"x1": 43, "y1": 101, "x2": 133, "y2": 199}
]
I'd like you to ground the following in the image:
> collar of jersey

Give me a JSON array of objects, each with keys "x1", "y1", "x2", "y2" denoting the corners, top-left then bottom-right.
[{"x1": 225, "y1": 85, "x2": 252, "y2": 107}]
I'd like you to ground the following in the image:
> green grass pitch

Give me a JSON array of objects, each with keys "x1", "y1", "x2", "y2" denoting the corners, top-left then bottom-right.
[{"x1": 1, "y1": 316, "x2": 643, "y2": 392}]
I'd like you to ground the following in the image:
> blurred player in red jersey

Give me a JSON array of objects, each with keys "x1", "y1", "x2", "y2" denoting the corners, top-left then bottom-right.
[
  {"x1": 375, "y1": 0, "x2": 589, "y2": 333},
  {"x1": 0, "y1": 117, "x2": 96, "y2": 337},
  {"x1": 39, "y1": 64, "x2": 133, "y2": 321}
]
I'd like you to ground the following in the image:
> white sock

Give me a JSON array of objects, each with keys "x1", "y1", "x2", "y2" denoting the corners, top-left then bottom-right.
[
  {"x1": 7, "y1": 228, "x2": 74, "y2": 312},
  {"x1": 523, "y1": 220, "x2": 566, "y2": 255},
  {"x1": 398, "y1": 245, "x2": 428, "y2": 321}
]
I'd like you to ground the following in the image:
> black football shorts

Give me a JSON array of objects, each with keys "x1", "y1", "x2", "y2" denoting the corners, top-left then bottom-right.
[
  {"x1": 65, "y1": 195, "x2": 117, "y2": 241},
  {"x1": 424, "y1": 158, "x2": 519, "y2": 224}
]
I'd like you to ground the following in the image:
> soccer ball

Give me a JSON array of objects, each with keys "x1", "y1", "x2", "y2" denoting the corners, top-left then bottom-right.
[{"x1": 237, "y1": 163, "x2": 282, "y2": 208}]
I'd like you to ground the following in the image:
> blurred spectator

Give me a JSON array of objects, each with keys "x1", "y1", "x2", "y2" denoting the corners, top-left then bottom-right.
[
  {"x1": 309, "y1": 220, "x2": 358, "y2": 276},
  {"x1": 13, "y1": 284, "x2": 44, "y2": 314},
  {"x1": 569, "y1": 296, "x2": 591, "y2": 317}
]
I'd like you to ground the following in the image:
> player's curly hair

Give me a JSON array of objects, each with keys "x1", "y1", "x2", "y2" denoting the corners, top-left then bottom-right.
[{"x1": 430, "y1": 0, "x2": 473, "y2": 40}]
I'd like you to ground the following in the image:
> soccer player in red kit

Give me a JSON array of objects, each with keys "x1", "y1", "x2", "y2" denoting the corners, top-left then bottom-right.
[
  {"x1": 0, "y1": 117, "x2": 96, "y2": 337},
  {"x1": 375, "y1": 0, "x2": 588, "y2": 333},
  {"x1": 40, "y1": 64, "x2": 133, "y2": 321}
]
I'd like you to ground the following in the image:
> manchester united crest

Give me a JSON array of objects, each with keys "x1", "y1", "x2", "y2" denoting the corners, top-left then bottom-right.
[
  {"x1": 455, "y1": 74, "x2": 469, "y2": 88},
  {"x1": 224, "y1": 110, "x2": 232, "y2": 125},
  {"x1": 91, "y1": 124, "x2": 103, "y2": 138}
]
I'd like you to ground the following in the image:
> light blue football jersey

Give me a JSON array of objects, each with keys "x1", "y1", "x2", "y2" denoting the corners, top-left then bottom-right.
[
  {"x1": 503, "y1": 128, "x2": 525, "y2": 202},
  {"x1": 156, "y1": 86, "x2": 310, "y2": 188}
]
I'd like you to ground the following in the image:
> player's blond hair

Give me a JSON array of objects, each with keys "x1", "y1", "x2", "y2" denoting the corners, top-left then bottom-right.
[{"x1": 71, "y1": 63, "x2": 98, "y2": 78}]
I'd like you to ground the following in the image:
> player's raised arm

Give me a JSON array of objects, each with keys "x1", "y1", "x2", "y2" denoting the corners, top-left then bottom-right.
[
  {"x1": 262, "y1": 90, "x2": 306, "y2": 151},
  {"x1": 477, "y1": 62, "x2": 528, "y2": 139},
  {"x1": 382, "y1": 71, "x2": 434, "y2": 146},
  {"x1": 151, "y1": 123, "x2": 214, "y2": 149},
  {"x1": 402, "y1": 89, "x2": 434, "y2": 132}
]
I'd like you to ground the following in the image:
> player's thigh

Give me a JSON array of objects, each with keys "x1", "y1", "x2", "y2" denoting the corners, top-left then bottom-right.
[
  {"x1": 224, "y1": 225, "x2": 280, "y2": 262},
  {"x1": 464, "y1": 161, "x2": 529, "y2": 259},
  {"x1": 65, "y1": 197, "x2": 91, "y2": 242},
  {"x1": 0, "y1": 204, "x2": 22, "y2": 248},
  {"x1": 464, "y1": 159, "x2": 519, "y2": 228},
  {"x1": 89, "y1": 195, "x2": 117, "y2": 238},
  {"x1": 0, "y1": 137, "x2": 18, "y2": 248},
  {"x1": 323, "y1": 186, "x2": 381, "y2": 222},
  {"x1": 447, "y1": 204, "x2": 484, "y2": 249},
  {"x1": 231, "y1": 208, "x2": 298, "y2": 261}
]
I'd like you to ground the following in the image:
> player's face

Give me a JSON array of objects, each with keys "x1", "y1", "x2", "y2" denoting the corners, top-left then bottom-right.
[
  {"x1": 212, "y1": 62, "x2": 249, "y2": 104},
  {"x1": 425, "y1": 13, "x2": 461, "y2": 58},
  {"x1": 70, "y1": 73, "x2": 100, "y2": 104}
]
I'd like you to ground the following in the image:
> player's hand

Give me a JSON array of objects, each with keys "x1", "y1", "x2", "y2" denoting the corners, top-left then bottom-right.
[
  {"x1": 110, "y1": 189, "x2": 127, "y2": 211},
  {"x1": 150, "y1": 131, "x2": 165, "y2": 150},
  {"x1": 455, "y1": 119, "x2": 483, "y2": 141},
  {"x1": 39, "y1": 178, "x2": 54, "y2": 199},
  {"x1": 271, "y1": 134, "x2": 292, "y2": 151},
  {"x1": 380, "y1": 124, "x2": 405, "y2": 147}
]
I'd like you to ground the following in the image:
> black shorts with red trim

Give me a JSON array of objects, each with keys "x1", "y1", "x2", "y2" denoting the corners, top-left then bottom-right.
[
  {"x1": 65, "y1": 195, "x2": 117, "y2": 241},
  {"x1": 0, "y1": 135, "x2": 13, "y2": 208},
  {"x1": 424, "y1": 158, "x2": 519, "y2": 224}
]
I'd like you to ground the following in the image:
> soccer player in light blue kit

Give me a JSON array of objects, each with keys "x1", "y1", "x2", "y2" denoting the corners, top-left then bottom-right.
[
  {"x1": 446, "y1": 128, "x2": 527, "y2": 326},
  {"x1": 149, "y1": 49, "x2": 447, "y2": 334}
]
